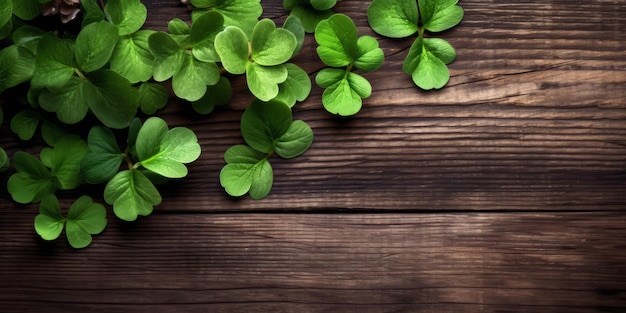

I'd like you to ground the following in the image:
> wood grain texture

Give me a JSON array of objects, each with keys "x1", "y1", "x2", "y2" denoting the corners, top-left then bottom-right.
[
  {"x1": 1, "y1": 211, "x2": 626, "y2": 312},
  {"x1": 1, "y1": 0, "x2": 625, "y2": 312}
]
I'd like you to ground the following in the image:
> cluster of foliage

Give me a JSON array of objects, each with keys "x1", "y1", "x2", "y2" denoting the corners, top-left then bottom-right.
[{"x1": 0, "y1": 0, "x2": 463, "y2": 248}]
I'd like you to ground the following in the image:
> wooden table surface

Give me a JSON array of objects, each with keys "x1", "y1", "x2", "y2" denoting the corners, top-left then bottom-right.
[{"x1": 1, "y1": 0, "x2": 626, "y2": 312}]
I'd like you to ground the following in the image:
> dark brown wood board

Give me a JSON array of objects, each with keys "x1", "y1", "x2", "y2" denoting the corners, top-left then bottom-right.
[{"x1": 1, "y1": 0, "x2": 625, "y2": 312}]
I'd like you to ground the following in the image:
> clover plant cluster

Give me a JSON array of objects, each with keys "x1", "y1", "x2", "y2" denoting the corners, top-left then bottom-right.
[
  {"x1": 368, "y1": 0, "x2": 464, "y2": 89},
  {"x1": 0, "y1": 0, "x2": 463, "y2": 248}
]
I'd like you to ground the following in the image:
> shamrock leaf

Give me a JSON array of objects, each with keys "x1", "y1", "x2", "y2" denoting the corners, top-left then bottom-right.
[
  {"x1": 149, "y1": 32, "x2": 186, "y2": 81},
  {"x1": 192, "y1": 76, "x2": 232, "y2": 114},
  {"x1": 275, "y1": 120, "x2": 314, "y2": 159},
  {"x1": 138, "y1": 82, "x2": 169, "y2": 115},
  {"x1": 316, "y1": 68, "x2": 371, "y2": 116},
  {"x1": 241, "y1": 100, "x2": 292, "y2": 154},
  {"x1": 403, "y1": 37, "x2": 456, "y2": 89},
  {"x1": 39, "y1": 135, "x2": 88, "y2": 190},
  {"x1": 81, "y1": 126, "x2": 124, "y2": 184},
  {"x1": 367, "y1": 0, "x2": 418, "y2": 38},
  {"x1": 220, "y1": 144, "x2": 273, "y2": 199},
  {"x1": 354, "y1": 36, "x2": 385, "y2": 72},
  {"x1": 168, "y1": 18, "x2": 190, "y2": 35},
  {"x1": 110, "y1": 30, "x2": 155, "y2": 83},
  {"x1": 190, "y1": 11, "x2": 224, "y2": 63},
  {"x1": 75, "y1": 21, "x2": 119, "y2": 73},
  {"x1": 315, "y1": 13, "x2": 357, "y2": 67},
  {"x1": 34, "y1": 194, "x2": 107, "y2": 249},
  {"x1": 83, "y1": 69, "x2": 139, "y2": 129},
  {"x1": 81, "y1": 0, "x2": 105, "y2": 27},
  {"x1": 10, "y1": 0, "x2": 40, "y2": 21},
  {"x1": 11, "y1": 25, "x2": 46, "y2": 54},
  {"x1": 284, "y1": 0, "x2": 334, "y2": 33},
  {"x1": 31, "y1": 36, "x2": 75, "y2": 90},
  {"x1": 136, "y1": 117, "x2": 201, "y2": 178},
  {"x1": 7, "y1": 151, "x2": 60, "y2": 204},
  {"x1": 419, "y1": 0, "x2": 464, "y2": 32},
  {"x1": 104, "y1": 169, "x2": 162, "y2": 221},
  {"x1": 10, "y1": 109, "x2": 40, "y2": 141},
  {"x1": 0, "y1": 45, "x2": 35, "y2": 93},
  {"x1": 283, "y1": 16, "x2": 305, "y2": 58},
  {"x1": 38, "y1": 77, "x2": 88, "y2": 125},
  {"x1": 0, "y1": 147, "x2": 9, "y2": 172},
  {"x1": 216, "y1": 20, "x2": 297, "y2": 101},
  {"x1": 275, "y1": 63, "x2": 311, "y2": 107},
  {"x1": 190, "y1": 0, "x2": 262, "y2": 37},
  {"x1": 251, "y1": 19, "x2": 297, "y2": 66},
  {"x1": 172, "y1": 53, "x2": 220, "y2": 101},
  {"x1": 104, "y1": 0, "x2": 148, "y2": 36}
]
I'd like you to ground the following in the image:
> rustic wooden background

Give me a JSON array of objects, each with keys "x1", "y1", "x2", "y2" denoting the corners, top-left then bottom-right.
[{"x1": 1, "y1": 0, "x2": 625, "y2": 312}]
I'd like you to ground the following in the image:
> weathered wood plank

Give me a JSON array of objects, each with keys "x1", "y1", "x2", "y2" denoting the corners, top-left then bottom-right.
[{"x1": 1, "y1": 212, "x2": 625, "y2": 312}]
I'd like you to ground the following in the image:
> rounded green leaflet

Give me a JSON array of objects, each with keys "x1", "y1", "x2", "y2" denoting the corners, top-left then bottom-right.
[
  {"x1": 7, "y1": 151, "x2": 58, "y2": 204},
  {"x1": 215, "y1": 26, "x2": 249, "y2": 75},
  {"x1": 81, "y1": 126, "x2": 124, "y2": 184},
  {"x1": 65, "y1": 195, "x2": 107, "y2": 249},
  {"x1": 0, "y1": 0, "x2": 11, "y2": 28},
  {"x1": 172, "y1": 54, "x2": 220, "y2": 102},
  {"x1": 104, "y1": 169, "x2": 162, "y2": 221},
  {"x1": 246, "y1": 62, "x2": 288, "y2": 101},
  {"x1": 10, "y1": 109, "x2": 40, "y2": 141},
  {"x1": 275, "y1": 63, "x2": 312, "y2": 107},
  {"x1": 220, "y1": 144, "x2": 273, "y2": 199},
  {"x1": 138, "y1": 82, "x2": 169, "y2": 115},
  {"x1": 38, "y1": 77, "x2": 88, "y2": 125},
  {"x1": 191, "y1": 11, "x2": 224, "y2": 63},
  {"x1": 316, "y1": 69, "x2": 371, "y2": 116},
  {"x1": 419, "y1": 0, "x2": 464, "y2": 32},
  {"x1": 275, "y1": 120, "x2": 314, "y2": 159},
  {"x1": 251, "y1": 19, "x2": 297, "y2": 66},
  {"x1": 83, "y1": 70, "x2": 139, "y2": 129},
  {"x1": 136, "y1": 117, "x2": 201, "y2": 178},
  {"x1": 367, "y1": 0, "x2": 419, "y2": 38},
  {"x1": 104, "y1": 0, "x2": 147, "y2": 36},
  {"x1": 110, "y1": 30, "x2": 155, "y2": 84},
  {"x1": 315, "y1": 13, "x2": 358, "y2": 67},
  {"x1": 0, "y1": 147, "x2": 8, "y2": 172},
  {"x1": 192, "y1": 76, "x2": 232, "y2": 115},
  {"x1": 10, "y1": 0, "x2": 40, "y2": 21},
  {"x1": 31, "y1": 36, "x2": 75, "y2": 90},
  {"x1": 241, "y1": 100, "x2": 293, "y2": 154},
  {"x1": 283, "y1": 15, "x2": 305, "y2": 58},
  {"x1": 289, "y1": 4, "x2": 333, "y2": 33},
  {"x1": 310, "y1": 0, "x2": 337, "y2": 10},
  {"x1": 403, "y1": 37, "x2": 455, "y2": 90},
  {"x1": 34, "y1": 194, "x2": 65, "y2": 241},
  {"x1": 75, "y1": 21, "x2": 119, "y2": 73},
  {"x1": 354, "y1": 36, "x2": 384, "y2": 72},
  {"x1": 0, "y1": 45, "x2": 35, "y2": 93}
]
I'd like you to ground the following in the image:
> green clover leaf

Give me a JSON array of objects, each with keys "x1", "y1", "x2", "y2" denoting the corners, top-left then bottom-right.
[
  {"x1": 31, "y1": 36, "x2": 75, "y2": 90},
  {"x1": 34, "y1": 195, "x2": 107, "y2": 249},
  {"x1": 172, "y1": 53, "x2": 220, "y2": 102},
  {"x1": 275, "y1": 63, "x2": 312, "y2": 107},
  {"x1": 354, "y1": 36, "x2": 384, "y2": 72},
  {"x1": 148, "y1": 32, "x2": 186, "y2": 81},
  {"x1": 75, "y1": 21, "x2": 119, "y2": 73},
  {"x1": 419, "y1": 0, "x2": 464, "y2": 32},
  {"x1": 138, "y1": 82, "x2": 169, "y2": 115},
  {"x1": 403, "y1": 37, "x2": 456, "y2": 89},
  {"x1": 1, "y1": 147, "x2": 9, "y2": 172},
  {"x1": 38, "y1": 77, "x2": 88, "y2": 125},
  {"x1": 11, "y1": 0, "x2": 40, "y2": 21},
  {"x1": 214, "y1": 26, "x2": 248, "y2": 75},
  {"x1": 367, "y1": 0, "x2": 418, "y2": 38},
  {"x1": 246, "y1": 62, "x2": 288, "y2": 102},
  {"x1": 39, "y1": 135, "x2": 88, "y2": 190},
  {"x1": 284, "y1": 0, "x2": 333, "y2": 33},
  {"x1": 190, "y1": 11, "x2": 224, "y2": 63},
  {"x1": 110, "y1": 30, "x2": 155, "y2": 84},
  {"x1": 283, "y1": 16, "x2": 305, "y2": 58},
  {"x1": 241, "y1": 100, "x2": 292, "y2": 154},
  {"x1": 192, "y1": 76, "x2": 232, "y2": 114},
  {"x1": 168, "y1": 18, "x2": 190, "y2": 35},
  {"x1": 0, "y1": 45, "x2": 35, "y2": 93},
  {"x1": 81, "y1": 126, "x2": 124, "y2": 184},
  {"x1": 7, "y1": 151, "x2": 60, "y2": 204},
  {"x1": 11, "y1": 25, "x2": 45, "y2": 54},
  {"x1": 251, "y1": 19, "x2": 297, "y2": 66},
  {"x1": 315, "y1": 13, "x2": 357, "y2": 67},
  {"x1": 316, "y1": 68, "x2": 371, "y2": 116},
  {"x1": 136, "y1": 117, "x2": 202, "y2": 179},
  {"x1": 10, "y1": 109, "x2": 40, "y2": 141},
  {"x1": 104, "y1": 169, "x2": 162, "y2": 221},
  {"x1": 220, "y1": 144, "x2": 273, "y2": 199},
  {"x1": 190, "y1": 0, "x2": 262, "y2": 37},
  {"x1": 81, "y1": 0, "x2": 105, "y2": 27},
  {"x1": 104, "y1": 0, "x2": 148, "y2": 36},
  {"x1": 275, "y1": 120, "x2": 314, "y2": 159},
  {"x1": 83, "y1": 69, "x2": 139, "y2": 129}
]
